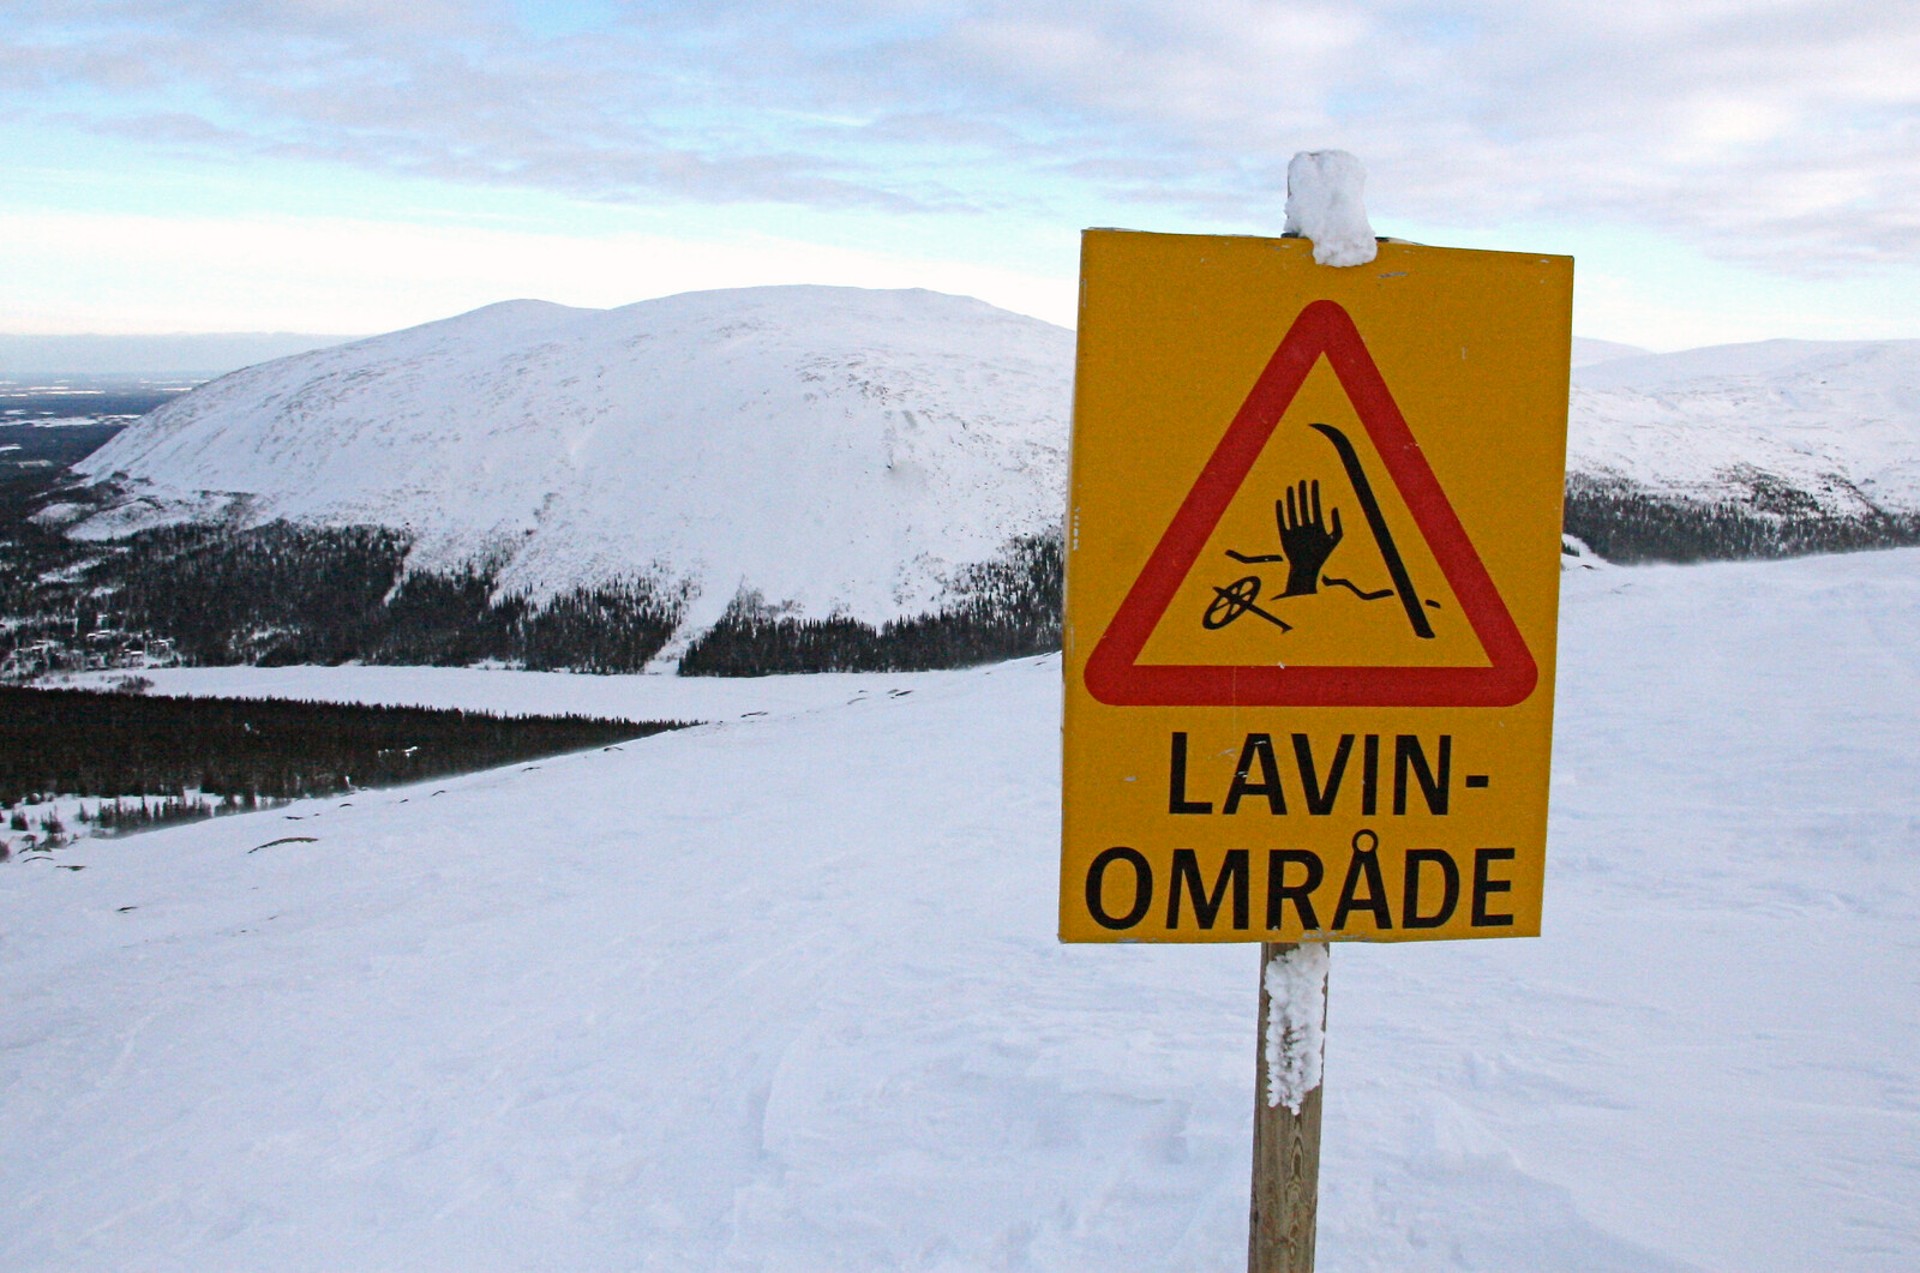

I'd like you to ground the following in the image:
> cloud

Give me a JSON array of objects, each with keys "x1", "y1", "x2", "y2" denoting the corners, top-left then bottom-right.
[{"x1": 8, "y1": 0, "x2": 1919, "y2": 271}]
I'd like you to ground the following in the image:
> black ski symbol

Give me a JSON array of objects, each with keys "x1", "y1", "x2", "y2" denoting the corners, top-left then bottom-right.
[{"x1": 1308, "y1": 422, "x2": 1435, "y2": 640}]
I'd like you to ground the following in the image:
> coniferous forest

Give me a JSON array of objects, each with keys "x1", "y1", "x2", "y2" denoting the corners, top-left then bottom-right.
[
  {"x1": 1, "y1": 480, "x2": 688, "y2": 677},
  {"x1": 6, "y1": 423, "x2": 1920, "y2": 681},
  {"x1": 1562, "y1": 474, "x2": 1920, "y2": 564},
  {"x1": 678, "y1": 533, "x2": 1062, "y2": 676},
  {"x1": 0, "y1": 684, "x2": 692, "y2": 805},
  {"x1": 98, "y1": 521, "x2": 688, "y2": 671},
  {"x1": 2, "y1": 461, "x2": 1062, "y2": 679}
]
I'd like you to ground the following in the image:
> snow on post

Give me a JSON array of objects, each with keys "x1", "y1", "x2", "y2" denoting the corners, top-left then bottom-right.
[
  {"x1": 1283, "y1": 150, "x2": 1377, "y2": 267},
  {"x1": 1263, "y1": 942, "x2": 1329, "y2": 1113}
]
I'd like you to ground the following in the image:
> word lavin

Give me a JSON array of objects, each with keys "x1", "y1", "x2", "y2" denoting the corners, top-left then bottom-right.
[{"x1": 1167, "y1": 730, "x2": 1485, "y2": 817}]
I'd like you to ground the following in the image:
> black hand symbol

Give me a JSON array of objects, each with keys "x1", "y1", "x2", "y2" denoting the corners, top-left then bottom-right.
[{"x1": 1277, "y1": 479, "x2": 1343, "y2": 596}]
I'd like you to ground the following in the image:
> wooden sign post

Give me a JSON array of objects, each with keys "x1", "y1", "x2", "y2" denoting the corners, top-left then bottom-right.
[
  {"x1": 1057, "y1": 229, "x2": 1572, "y2": 1269},
  {"x1": 1249, "y1": 942, "x2": 1326, "y2": 1273}
]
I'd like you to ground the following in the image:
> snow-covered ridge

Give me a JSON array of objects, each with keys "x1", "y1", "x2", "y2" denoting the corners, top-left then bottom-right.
[
  {"x1": 76, "y1": 286, "x2": 1074, "y2": 637},
  {"x1": 1569, "y1": 337, "x2": 1647, "y2": 368},
  {"x1": 1569, "y1": 337, "x2": 1920, "y2": 515}
]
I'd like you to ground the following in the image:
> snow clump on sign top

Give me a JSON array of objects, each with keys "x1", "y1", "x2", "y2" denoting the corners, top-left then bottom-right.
[{"x1": 1284, "y1": 150, "x2": 1378, "y2": 268}]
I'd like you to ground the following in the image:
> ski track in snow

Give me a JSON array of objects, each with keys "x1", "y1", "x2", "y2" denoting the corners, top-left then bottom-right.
[{"x1": 4, "y1": 549, "x2": 1918, "y2": 1270}]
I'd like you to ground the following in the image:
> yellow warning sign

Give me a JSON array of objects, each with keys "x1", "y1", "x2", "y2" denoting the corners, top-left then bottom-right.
[{"x1": 1060, "y1": 230, "x2": 1573, "y2": 944}]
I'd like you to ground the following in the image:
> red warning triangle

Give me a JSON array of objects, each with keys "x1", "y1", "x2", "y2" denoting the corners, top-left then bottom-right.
[{"x1": 1083, "y1": 299, "x2": 1537, "y2": 708}]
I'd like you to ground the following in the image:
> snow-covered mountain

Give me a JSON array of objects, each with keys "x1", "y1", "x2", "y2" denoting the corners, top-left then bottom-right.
[
  {"x1": 1569, "y1": 338, "x2": 1920, "y2": 517},
  {"x1": 66, "y1": 287, "x2": 1919, "y2": 658},
  {"x1": 75, "y1": 287, "x2": 1073, "y2": 640}
]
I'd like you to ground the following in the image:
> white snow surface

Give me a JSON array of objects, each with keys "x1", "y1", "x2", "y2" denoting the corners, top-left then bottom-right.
[
  {"x1": 1570, "y1": 338, "x2": 1920, "y2": 513},
  {"x1": 1263, "y1": 942, "x2": 1329, "y2": 1114},
  {"x1": 49, "y1": 663, "x2": 926, "y2": 725},
  {"x1": 1283, "y1": 151, "x2": 1378, "y2": 268},
  {"x1": 73, "y1": 286, "x2": 1073, "y2": 635},
  {"x1": 5, "y1": 548, "x2": 1919, "y2": 1270}
]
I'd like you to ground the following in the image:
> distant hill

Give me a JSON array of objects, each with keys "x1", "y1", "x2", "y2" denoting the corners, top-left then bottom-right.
[
  {"x1": 38, "y1": 288, "x2": 1071, "y2": 675},
  {"x1": 1569, "y1": 337, "x2": 1649, "y2": 368},
  {"x1": 1564, "y1": 338, "x2": 1920, "y2": 561},
  {"x1": 74, "y1": 286, "x2": 1070, "y2": 635}
]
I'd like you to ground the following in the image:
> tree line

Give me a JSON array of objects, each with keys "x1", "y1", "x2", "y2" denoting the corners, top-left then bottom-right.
[
  {"x1": 9, "y1": 464, "x2": 1920, "y2": 682},
  {"x1": 1563, "y1": 477, "x2": 1920, "y2": 565},
  {"x1": 2, "y1": 512, "x2": 687, "y2": 676},
  {"x1": 2, "y1": 510, "x2": 1064, "y2": 679},
  {"x1": 678, "y1": 533, "x2": 1062, "y2": 675},
  {"x1": 0, "y1": 684, "x2": 693, "y2": 805}
]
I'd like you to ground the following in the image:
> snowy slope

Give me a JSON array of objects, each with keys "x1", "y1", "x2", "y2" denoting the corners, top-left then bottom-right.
[
  {"x1": 3, "y1": 548, "x2": 1917, "y2": 1270},
  {"x1": 1570, "y1": 338, "x2": 1920, "y2": 514},
  {"x1": 73, "y1": 287, "x2": 1073, "y2": 634}
]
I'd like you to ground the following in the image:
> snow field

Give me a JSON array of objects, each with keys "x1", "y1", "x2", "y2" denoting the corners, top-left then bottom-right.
[
  {"x1": 2, "y1": 548, "x2": 1918, "y2": 1269},
  {"x1": 48, "y1": 662, "x2": 986, "y2": 726}
]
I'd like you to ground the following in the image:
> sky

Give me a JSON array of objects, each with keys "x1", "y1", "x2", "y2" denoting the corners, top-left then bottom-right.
[{"x1": 5, "y1": 0, "x2": 1918, "y2": 350}]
